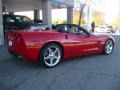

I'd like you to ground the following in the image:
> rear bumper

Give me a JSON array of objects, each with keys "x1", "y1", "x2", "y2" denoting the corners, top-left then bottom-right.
[
  {"x1": 7, "y1": 46, "x2": 41, "y2": 62},
  {"x1": 5, "y1": 31, "x2": 42, "y2": 62}
]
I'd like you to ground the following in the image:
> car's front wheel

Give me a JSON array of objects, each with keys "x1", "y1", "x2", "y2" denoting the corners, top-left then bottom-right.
[
  {"x1": 103, "y1": 39, "x2": 114, "y2": 55},
  {"x1": 40, "y1": 43, "x2": 62, "y2": 67}
]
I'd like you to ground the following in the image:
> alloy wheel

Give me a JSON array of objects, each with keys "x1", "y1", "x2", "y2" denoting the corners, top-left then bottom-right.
[{"x1": 43, "y1": 45, "x2": 61, "y2": 67}]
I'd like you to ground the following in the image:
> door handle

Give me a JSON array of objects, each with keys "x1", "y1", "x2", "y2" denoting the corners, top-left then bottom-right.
[{"x1": 65, "y1": 35, "x2": 68, "y2": 39}]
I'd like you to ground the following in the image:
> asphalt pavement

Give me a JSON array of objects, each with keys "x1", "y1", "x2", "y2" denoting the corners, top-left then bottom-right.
[{"x1": 0, "y1": 35, "x2": 120, "y2": 90}]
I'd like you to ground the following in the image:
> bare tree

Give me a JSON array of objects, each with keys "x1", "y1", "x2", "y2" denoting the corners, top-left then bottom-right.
[
  {"x1": 78, "y1": 0, "x2": 88, "y2": 26},
  {"x1": 74, "y1": 0, "x2": 94, "y2": 26}
]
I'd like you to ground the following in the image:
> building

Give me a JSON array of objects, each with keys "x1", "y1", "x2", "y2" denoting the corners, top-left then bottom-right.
[{"x1": 0, "y1": 0, "x2": 74, "y2": 45}]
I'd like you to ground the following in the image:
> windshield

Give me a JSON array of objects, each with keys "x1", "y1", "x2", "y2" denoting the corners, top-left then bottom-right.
[{"x1": 15, "y1": 16, "x2": 32, "y2": 23}]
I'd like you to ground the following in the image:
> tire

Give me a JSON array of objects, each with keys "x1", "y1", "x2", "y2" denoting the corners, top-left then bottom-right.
[
  {"x1": 103, "y1": 39, "x2": 114, "y2": 55},
  {"x1": 40, "y1": 43, "x2": 62, "y2": 68}
]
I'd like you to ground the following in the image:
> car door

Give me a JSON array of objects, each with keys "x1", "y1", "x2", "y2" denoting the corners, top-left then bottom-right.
[
  {"x1": 67, "y1": 24, "x2": 100, "y2": 56},
  {"x1": 77, "y1": 25, "x2": 100, "y2": 55},
  {"x1": 56, "y1": 24, "x2": 82, "y2": 57},
  {"x1": 65, "y1": 24, "x2": 87, "y2": 57}
]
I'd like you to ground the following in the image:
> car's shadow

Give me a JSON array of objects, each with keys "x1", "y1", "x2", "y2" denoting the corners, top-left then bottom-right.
[
  {"x1": 61, "y1": 54, "x2": 102, "y2": 64},
  {"x1": 11, "y1": 56, "x2": 41, "y2": 68},
  {"x1": 10, "y1": 53, "x2": 103, "y2": 69}
]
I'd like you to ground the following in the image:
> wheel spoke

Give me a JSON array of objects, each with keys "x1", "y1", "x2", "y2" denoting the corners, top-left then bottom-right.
[
  {"x1": 48, "y1": 48, "x2": 52, "y2": 53},
  {"x1": 53, "y1": 48, "x2": 58, "y2": 54},
  {"x1": 107, "y1": 48, "x2": 110, "y2": 53},
  {"x1": 54, "y1": 56, "x2": 60, "y2": 60},
  {"x1": 44, "y1": 56, "x2": 50, "y2": 60},
  {"x1": 48, "y1": 58, "x2": 53, "y2": 66},
  {"x1": 109, "y1": 41, "x2": 112, "y2": 45},
  {"x1": 109, "y1": 46, "x2": 113, "y2": 50}
]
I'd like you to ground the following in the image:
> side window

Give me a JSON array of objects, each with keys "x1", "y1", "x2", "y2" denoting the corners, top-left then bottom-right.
[
  {"x1": 68, "y1": 25, "x2": 87, "y2": 35},
  {"x1": 5, "y1": 17, "x2": 15, "y2": 23},
  {"x1": 57, "y1": 25, "x2": 68, "y2": 33},
  {"x1": 15, "y1": 16, "x2": 22, "y2": 22},
  {"x1": 68, "y1": 25, "x2": 79, "y2": 34}
]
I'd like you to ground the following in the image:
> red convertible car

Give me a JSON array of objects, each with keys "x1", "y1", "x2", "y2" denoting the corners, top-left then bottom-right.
[{"x1": 5, "y1": 24, "x2": 115, "y2": 67}]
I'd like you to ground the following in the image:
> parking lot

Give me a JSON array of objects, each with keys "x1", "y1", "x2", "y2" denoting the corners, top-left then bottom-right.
[{"x1": 0, "y1": 35, "x2": 120, "y2": 90}]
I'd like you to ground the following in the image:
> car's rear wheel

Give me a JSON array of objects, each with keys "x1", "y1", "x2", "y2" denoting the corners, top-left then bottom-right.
[
  {"x1": 103, "y1": 39, "x2": 114, "y2": 55},
  {"x1": 40, "y1": 43, "x2": 62, "y2": 68}
]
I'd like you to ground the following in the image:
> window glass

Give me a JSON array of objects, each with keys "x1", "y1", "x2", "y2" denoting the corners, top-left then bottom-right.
[
  {"x1": 57, "y1": 25, "x2": 68, "y2": 33},
  {"x1": 68, "y1": 25, "x2": 79, "y2": 34},
  {"x1": 15, "y1": 16, "x2": 32, "y2": 23},
  {"x1": 68, "y1": 25, "x2": 87, "y2": 35},
  {"x1": 6, "y1": 17, "x2": 15, "y2": 23}
]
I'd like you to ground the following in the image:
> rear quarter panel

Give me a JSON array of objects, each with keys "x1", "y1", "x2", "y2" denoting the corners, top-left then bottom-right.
[{"x1": 20, "y1": 31, "x2": 70, "y2": 61}]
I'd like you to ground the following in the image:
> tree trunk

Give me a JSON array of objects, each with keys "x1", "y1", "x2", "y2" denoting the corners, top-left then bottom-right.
[
  {"x1": 78, "y1": 8, "x2": 83, "y2": 26},
  {"x1": 78, "y1": 4, "x2": 85, "y2": 26}
]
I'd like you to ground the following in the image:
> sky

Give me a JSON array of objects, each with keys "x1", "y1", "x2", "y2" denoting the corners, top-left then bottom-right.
[
  {"x1": 92, "y1": 0, "x2": 119, "y2": 23},
  {"x1": 74, "y1": 0, "x2": 120, "y2": 24}
]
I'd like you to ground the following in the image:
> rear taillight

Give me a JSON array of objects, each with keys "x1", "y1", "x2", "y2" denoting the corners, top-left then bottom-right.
[
  {"x1": 5, "y1": 32, "x2": 13, "y2": 40},
  {"x1": 5, "y1": 32, "x2": 22, "y2": 42}
]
